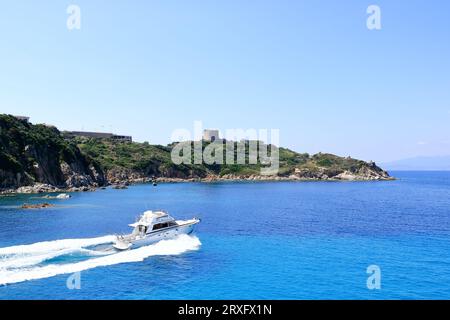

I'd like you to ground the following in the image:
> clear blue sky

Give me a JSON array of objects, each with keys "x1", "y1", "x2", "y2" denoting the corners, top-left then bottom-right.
[{"x1": 1, "y1": 1, "x2": 449, "y2": 162}]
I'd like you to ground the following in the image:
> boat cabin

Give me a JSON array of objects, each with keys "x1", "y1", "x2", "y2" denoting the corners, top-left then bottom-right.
[{"x1": 129, "y1": 211, "x2": 178, "y2": 236}]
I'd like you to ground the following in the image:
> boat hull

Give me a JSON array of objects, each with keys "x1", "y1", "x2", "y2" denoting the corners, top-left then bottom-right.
[{"x1": 114, "y1": 220, "x2": 199, "y2": 250}]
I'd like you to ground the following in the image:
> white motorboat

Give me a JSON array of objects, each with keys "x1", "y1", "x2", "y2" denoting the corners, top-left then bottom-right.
[{"x1": 113, "y1": 210, "x2": 201, "y2": 251}]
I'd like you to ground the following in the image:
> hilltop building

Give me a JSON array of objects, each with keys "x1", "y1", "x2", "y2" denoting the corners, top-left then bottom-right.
[
  {"x1": 203, "y1": 129, "x2": 220, "y2": 142},
  {"x1": 63, "y1": 131, "x2": 132, "y2": 142}
]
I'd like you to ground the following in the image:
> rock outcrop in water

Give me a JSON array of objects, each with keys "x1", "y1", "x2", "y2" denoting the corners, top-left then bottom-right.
[
  {"x1": 0, "y1": 113, "x2": 392, "y2": 194},
  {"x1": 21, "y1": 203, "x2": 54, "y2": 209}
]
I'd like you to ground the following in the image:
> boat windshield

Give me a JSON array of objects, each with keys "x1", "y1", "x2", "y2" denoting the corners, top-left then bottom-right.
[{"x1": 152, "y1": 223, "x2": 169, "y2": 231}]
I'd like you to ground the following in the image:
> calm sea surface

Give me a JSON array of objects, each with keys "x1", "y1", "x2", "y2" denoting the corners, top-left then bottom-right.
[{"x1": 1, "y1": 171, "x2": 450, "y2": 300}]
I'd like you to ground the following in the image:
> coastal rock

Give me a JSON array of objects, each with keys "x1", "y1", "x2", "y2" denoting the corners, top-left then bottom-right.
[
  {"x1": 334, "y1": 171, "x2": 358, "y2": 181},
  {"x1": 16, "y1": 183, "x2": 61, "y2": 194},
  {"x1": 21, "y1": 203, "x2": 55, "y2": 209},
  {"x1": 61, "y1": 161, "x2": 102, "y2": 188},
  {"x1": 41, "y1": 193, "x2": 71, "y2": 199},
  {"x1": 57, "y1": 193, "x2": 71, "y2": 199},
  {"x1": 107, "y1": 168, "x2": 146, "y2": 185},
  {"x1": 113, "y1": 184, "x2": 128, "y2": 190}
]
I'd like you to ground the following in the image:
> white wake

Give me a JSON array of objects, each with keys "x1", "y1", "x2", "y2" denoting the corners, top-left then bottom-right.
[
  {"x1": 0, "y1": 235, "x2": 115, "y2": 256},
  {"x1": 0, "y1": 234, "x2": 201, "y2": 286}
]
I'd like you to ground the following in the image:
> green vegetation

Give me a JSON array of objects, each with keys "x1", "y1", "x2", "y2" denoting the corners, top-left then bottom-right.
[
  {"x1": 74, "y1": 138, "x2": 380, "y2": 179},
  {"x1": 0, "y1": 115, "x2": 85, "y2": 173},
  {"x1": 76, "y1": 138, "x2": 208, "y2": 178},
  {"x1": 0, "y1": 113, "x2": 389, "y2": 189},
  {"x1": 0, "y1": 114, "x2": 100, "y2": 188}
]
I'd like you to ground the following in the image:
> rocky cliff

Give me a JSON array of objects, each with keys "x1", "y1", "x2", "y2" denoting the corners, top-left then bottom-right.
[{"x1": 0, "y1": 115, "x2": 106, "y2": 192}]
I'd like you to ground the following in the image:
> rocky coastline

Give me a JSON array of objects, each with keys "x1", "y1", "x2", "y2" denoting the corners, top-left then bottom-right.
[
  {"x1": 0, "y1": 169, "x2": 394, "y2": 195},
  {"x1": 0, "y1": 113, "x2": 394, "y2": 195}
]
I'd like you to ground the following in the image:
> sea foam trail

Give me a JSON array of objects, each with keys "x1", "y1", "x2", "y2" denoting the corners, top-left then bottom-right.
[
  {"x1": 0, "y1": 235, "x2": 201, "y2": 286},
  {"x1": 0, "y1": 248, "x2": 112, "y2": 270},
  {"x1": 0, "y1": 235, "x2": 116, "y2": 256},
  {"x1": 0, "y1": 235, "x2": 116, "y2": 271}
]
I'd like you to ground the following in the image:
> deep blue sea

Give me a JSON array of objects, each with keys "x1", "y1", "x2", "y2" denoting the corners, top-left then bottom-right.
[{"x1": 1, "y1": 171, "x2": 450, "y2": 300}]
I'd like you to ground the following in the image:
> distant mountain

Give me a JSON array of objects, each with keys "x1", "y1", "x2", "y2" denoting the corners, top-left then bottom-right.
[{"x1": 381, "y1": 156, "x2": 450, "y2": 171}]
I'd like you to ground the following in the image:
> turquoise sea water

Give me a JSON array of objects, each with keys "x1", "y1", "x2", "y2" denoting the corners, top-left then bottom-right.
[{"x1": 0, "y1": 171, "x2": 450, "y2": 300}]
